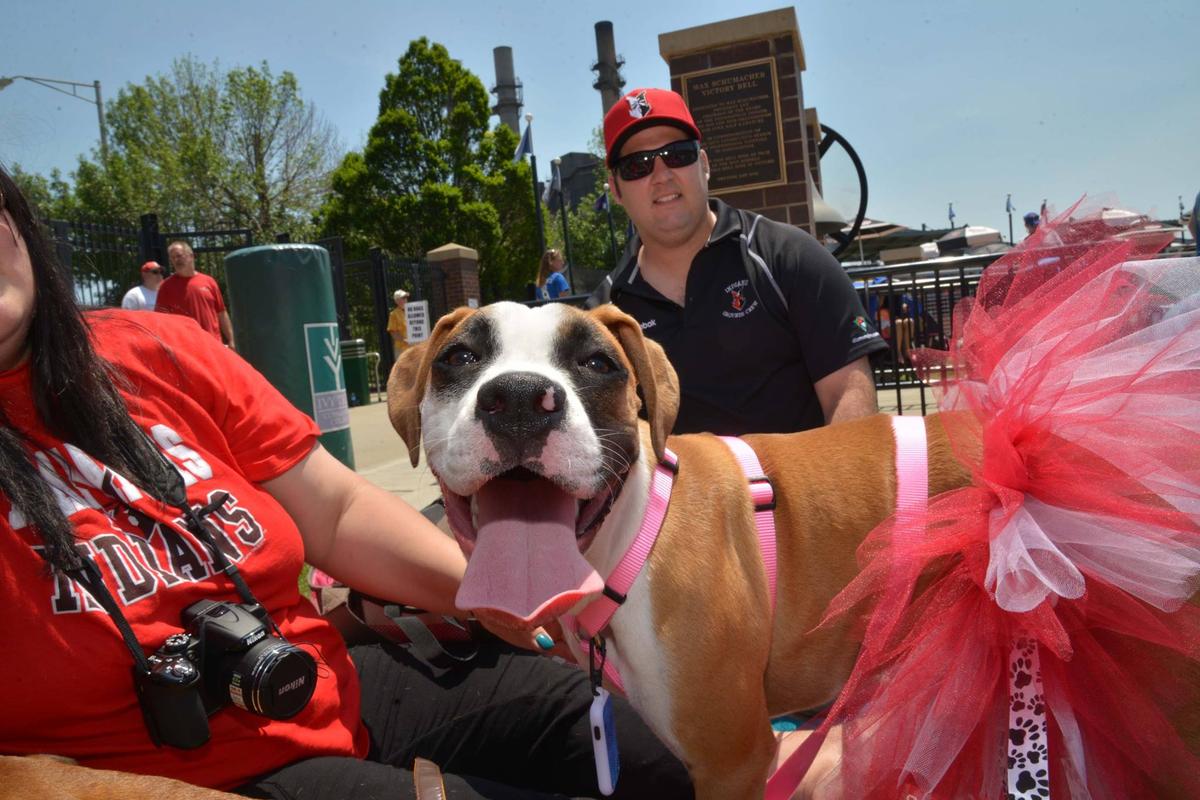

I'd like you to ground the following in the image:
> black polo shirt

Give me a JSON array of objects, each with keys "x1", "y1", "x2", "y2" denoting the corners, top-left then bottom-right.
[{"x1": 602, "y1": 199, "x2": 885, "y2": 436}]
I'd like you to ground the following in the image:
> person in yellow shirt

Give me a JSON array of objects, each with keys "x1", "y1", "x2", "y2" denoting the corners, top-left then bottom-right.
[{"x1": 386, "y1": 289, "x2": 409, "y2": 358}]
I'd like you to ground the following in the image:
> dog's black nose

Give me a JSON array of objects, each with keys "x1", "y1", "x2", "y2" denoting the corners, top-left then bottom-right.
[{"x1": 476, "y1": 372, "x2": 566, "y2": 454}]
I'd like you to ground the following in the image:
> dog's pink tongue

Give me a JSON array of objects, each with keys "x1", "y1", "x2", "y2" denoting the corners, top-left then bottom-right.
[{"x1": 456, "y1": 477, "x2": 603, "y2": 629}]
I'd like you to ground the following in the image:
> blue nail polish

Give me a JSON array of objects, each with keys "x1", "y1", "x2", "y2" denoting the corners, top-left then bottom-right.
[{"x1": 535, "y1": 632, "x2": 554, "y2": 651}]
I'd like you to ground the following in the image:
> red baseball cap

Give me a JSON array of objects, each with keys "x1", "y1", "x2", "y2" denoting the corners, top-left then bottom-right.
[
  {"x1": 141, "y1": 261, "x2": 162, "y2": 272},
  {"x1": 603, "y1": 88, "x2": 701, "y2": 168}
]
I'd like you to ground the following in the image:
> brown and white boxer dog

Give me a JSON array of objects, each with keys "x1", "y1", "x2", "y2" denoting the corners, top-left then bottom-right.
[
  {"x1": 0, "y1": 755, "x2": 241, "y2": 800},
  {"x1": 388, "y1": 301, "x2": 973, "y2": 798}
]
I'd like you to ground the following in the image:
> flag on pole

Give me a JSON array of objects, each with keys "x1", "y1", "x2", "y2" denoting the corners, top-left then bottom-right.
[
  {"x1": 1005, "y1": 194, "x2": 1014, "y2": 214},
  {"x1": 1040, "y1": 198, "x2": 1048, "y2": 221},
  {"x1": 593, "y1": 192, "x2": 608, "y2": 213},
  {"x1": 948, "y1": 202, "x2": 957, "y2": 228},
  {"x1": 513, "y1": 121, "x2": 534, "y2": 163}
]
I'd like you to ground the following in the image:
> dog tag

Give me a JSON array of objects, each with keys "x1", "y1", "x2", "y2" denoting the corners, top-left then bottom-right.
[{"x1": 590, "y1": 687, "x2": 620, "y2": 795}]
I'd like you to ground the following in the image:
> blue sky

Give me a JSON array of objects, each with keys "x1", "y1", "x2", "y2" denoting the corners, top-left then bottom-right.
[{"x1": 3, "y1": 0, "x2": 1197, "y2": 233}]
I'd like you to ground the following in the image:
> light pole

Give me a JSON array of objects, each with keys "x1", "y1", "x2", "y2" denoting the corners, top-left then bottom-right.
[
  {"x1": 552, "y1": 158, "x2": 576, "y2": 293},
  {"x1": 0, "y1": 75, "x2": 108, "y2": 162},
  {"x1": 602, "y1": 181, "x2": 618, "y2": 269}
]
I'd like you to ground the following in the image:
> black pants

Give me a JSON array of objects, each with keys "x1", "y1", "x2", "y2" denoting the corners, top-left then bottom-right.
[{"x1": 236, "y1": 641, "x2": 694, "y2": 799}]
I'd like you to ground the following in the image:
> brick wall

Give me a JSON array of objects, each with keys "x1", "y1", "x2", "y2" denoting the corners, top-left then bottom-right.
[
  {"x1": 426, "y1": 244, "x2": 480, "y2": 313},
  {"x1": 666, "y1": 34, "x2": 814, "y2": 234}
]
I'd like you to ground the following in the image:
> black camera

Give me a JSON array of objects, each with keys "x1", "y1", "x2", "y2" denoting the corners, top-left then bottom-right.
[{"x1": 136, "y1": 599, "x2": 317, "y2": 749}]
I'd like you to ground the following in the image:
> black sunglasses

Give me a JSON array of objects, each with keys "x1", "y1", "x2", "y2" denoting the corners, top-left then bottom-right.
[
  {"x1": 615, "y1": 139, "x2": 700, "y2": 181},
  {"x1": 146, "y1": 269, "x2": 164, "y2": 275}
]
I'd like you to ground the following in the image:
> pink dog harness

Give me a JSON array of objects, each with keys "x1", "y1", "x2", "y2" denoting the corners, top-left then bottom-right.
[
  {"x1": 764, "y1": 414, "x2": 929, "y2": 800},
  {"x1": 569, "y1": 437, "x2": 779, "y2": 693}
]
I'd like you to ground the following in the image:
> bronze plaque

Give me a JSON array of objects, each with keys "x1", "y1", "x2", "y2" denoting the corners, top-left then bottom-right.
[{"x1": 680, "y1": 58, "x2": 786, "y2": 194}]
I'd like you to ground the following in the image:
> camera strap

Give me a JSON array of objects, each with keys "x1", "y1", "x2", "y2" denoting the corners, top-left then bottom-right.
[
  {"x1": 60, "y1": 556, "x2": 153, "y2": 674},
  {"x1": 171, "y1": 494, "x2": 283, "y2": 638}
]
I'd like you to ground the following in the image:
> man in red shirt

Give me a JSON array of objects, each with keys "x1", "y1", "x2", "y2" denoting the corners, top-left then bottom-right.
[{"x1": 155, "y1": 240, "x2": 235, "y2": 346}]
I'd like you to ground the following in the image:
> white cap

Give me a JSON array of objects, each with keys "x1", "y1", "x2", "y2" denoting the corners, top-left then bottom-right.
[{"x1": 394, "y1": 289, "x2": 410, "y2": 301}]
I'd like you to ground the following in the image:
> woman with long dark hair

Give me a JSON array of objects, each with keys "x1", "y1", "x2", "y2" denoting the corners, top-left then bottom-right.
[{"x1": 0, "y1": 165, "x2": 692, "y2": 800}]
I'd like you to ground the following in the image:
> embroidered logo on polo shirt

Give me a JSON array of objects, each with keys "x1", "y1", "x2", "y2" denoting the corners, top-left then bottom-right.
[
  {"x1": 854, "y1": 316, "x2": 870, "y2": 332},
  {"x1": 722, "y1": 279, "x2": 759, "y2": 320}
]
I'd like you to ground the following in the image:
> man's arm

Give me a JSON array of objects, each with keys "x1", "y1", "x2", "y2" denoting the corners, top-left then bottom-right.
[
  {"x1": 814, "y1": 356, "x2": 878, "y2": 425},
  {"x1": 218, "y1": 310, "x2": 235, "y2": 348}
]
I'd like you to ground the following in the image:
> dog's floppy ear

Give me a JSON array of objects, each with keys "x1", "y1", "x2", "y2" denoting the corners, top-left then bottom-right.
[
  {"x1": 589, "y1": 304, "x2": 679, "y2": 461},
  {"x1": 387, "y1": 307, "x2": 476, "y2": 467}
]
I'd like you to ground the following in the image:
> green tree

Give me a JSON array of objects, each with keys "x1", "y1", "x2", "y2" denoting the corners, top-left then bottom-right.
[
  {"x1": 321, "y1": 38, "x2": 540, "y2": 301},
  {"x1": 8, "y1": 164, "x2": 75, "y2": 219},
  {"x1": 543, "y1": 128, "x2": 629, "y2": 292},
  {"x1": 69, "y1": 56, "x2": 339, "y2": 239}
]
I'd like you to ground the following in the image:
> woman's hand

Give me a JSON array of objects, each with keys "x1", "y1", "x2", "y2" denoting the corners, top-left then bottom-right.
[{"x1": 474, "y1": 616, "x2": 574, "y2": 659}]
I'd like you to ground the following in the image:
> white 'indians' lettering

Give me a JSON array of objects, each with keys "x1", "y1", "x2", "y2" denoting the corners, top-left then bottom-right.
[
  {"x1": 64, "y1": 443, "x2": 144, "y2": 505},
  {"x1": 8, "y1": 425, "x2": 265, "y2": 615},
  {"x1": 32, "y1": 450, "x2": 100, "y2": 517},
  {"x1": 151, "y1": 424, "x2": 214, "y2": 484}
]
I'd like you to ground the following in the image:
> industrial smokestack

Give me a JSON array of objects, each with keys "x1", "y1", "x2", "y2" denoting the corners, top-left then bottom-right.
[
  {"x1": 491, "y1": 46, "x2": 523, "y2": 134},
  {"x1": 592, "y1": 21, "x2": 625, "y2": 117}
]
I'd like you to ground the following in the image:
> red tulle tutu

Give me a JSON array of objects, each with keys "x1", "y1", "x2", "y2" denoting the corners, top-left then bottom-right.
[{"x1": 804, "y1": 202, "x2": 1200, "y2": 799}]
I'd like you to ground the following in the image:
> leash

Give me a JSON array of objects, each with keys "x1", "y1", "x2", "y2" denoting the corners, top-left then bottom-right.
[{"x1": 764, "y1": 414, "x2": 928, "y2": 800}]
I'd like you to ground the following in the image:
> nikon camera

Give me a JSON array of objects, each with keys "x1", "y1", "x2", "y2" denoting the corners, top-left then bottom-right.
[{"x1": 136, "y1": 599, "x2": 317, "y2": 749}]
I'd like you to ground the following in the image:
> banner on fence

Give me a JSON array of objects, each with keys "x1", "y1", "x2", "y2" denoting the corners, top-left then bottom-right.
[{"x1": 406, "y1": 300, "x2": 430, "y2": 344}]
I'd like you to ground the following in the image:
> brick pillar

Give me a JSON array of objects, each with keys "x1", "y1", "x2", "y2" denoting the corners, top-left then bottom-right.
[
  {"x1": 426, "y1": 243, "x2": 481, "y2": 314},
  {"x1": 659, "y1": 8, "x2": 816, "y2": 234}
]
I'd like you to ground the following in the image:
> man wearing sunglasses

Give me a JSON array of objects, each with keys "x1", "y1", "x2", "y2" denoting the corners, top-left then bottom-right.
[
  {"x1": 588, "y1": 87, "x2": 886, "y2": 437},
  {"x1": 120, "y1": 260, "x2": 165, "y2": 311}
]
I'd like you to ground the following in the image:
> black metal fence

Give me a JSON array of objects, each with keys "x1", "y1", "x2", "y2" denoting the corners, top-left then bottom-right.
[
  {"x1": 47, "y1": 213, "x2": 252, "y2": 308},
  {"x1": 847, "y1": 253, "x2": 997, "y2": 413},
  {"x1": 44, "y1": 217, "x2": 440, "y2": 386},
  {"x1": 49, "y1": 218, "x2": 143, "y2": 307},
  {"x1": 321, "y1": 242, "x2": 441, "y2": 379}
]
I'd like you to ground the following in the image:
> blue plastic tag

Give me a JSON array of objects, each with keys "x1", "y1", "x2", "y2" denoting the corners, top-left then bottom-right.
[{"x1": 589, "y1": 687, "x2": 620, "y2": 795}]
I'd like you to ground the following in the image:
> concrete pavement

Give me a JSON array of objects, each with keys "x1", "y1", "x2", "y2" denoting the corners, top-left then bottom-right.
[
  {"x1": 346, "y1": 386, "x2": 938, "y2": 501},
  {"x1": 346, "y1": 398, "x2": 442, "y2": 508}
]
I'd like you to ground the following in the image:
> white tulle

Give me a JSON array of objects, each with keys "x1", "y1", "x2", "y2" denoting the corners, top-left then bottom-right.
[
  {"x1": 987, "y1": 498, "x2": 1200, "y2": 613},
  {"x1": 986, "y1": 503, "x2": 1086, "y2": 612},
  {"x1": 965, "y1": 259, "x2": 1200, "y2": 614}
]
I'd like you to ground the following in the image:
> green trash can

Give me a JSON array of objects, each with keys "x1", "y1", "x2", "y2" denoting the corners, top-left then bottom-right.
[
  {"x1": 224, "y1": 244, "x2": 355, "y2": 469},
  {"x1": 341, "y1": 338, "x2": 370, "y2": 407}
]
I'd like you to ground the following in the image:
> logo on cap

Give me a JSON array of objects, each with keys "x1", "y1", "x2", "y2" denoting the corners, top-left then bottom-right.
[{"x1": 626, "y1": 90, "x2": 651, "y2": 119}]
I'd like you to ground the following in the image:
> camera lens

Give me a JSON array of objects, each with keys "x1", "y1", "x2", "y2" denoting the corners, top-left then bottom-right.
[{"x1": 226, "y1": 639, "x2": 316, "y2": 719}]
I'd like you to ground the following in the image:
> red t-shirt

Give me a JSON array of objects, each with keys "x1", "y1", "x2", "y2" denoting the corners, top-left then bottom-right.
[
  {"x1": 0, "y1": 311, "x2": 367, "y2": 789},
  {"x1": 154, "y1": 273, "x2": 227, "y2": 340}
]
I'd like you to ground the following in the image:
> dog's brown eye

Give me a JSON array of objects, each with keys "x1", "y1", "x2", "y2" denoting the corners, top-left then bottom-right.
[
  {"x1": 581, "y1": 353, "x2": 615, "y2": 374},
  {"x1": 441, "y1": 345, "x2": 479, "y2": 367}
]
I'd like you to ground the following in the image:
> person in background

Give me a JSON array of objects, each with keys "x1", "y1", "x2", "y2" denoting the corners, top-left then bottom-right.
[
  {"x1": 121, "y1": 260, "x2": 164, "y2": 311},
  {"x1": 155, "y1": 241, "x2": 234, "y2": 347},
  {"x1": 537, "y1": 249, "x2": 570, "y2": 300},
  {"x1": 589, "y1": 87, "x2": 886, "y2": 436},
  {"x1": 1023, "y1": 211, "x2": 1040, "y2": 237},
  {"x1": 0, "y1": 162, "x2": 692, "y2": 800},
  {"x1": 387, "y1": 288, "x2": 410, "y2": 359}
]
